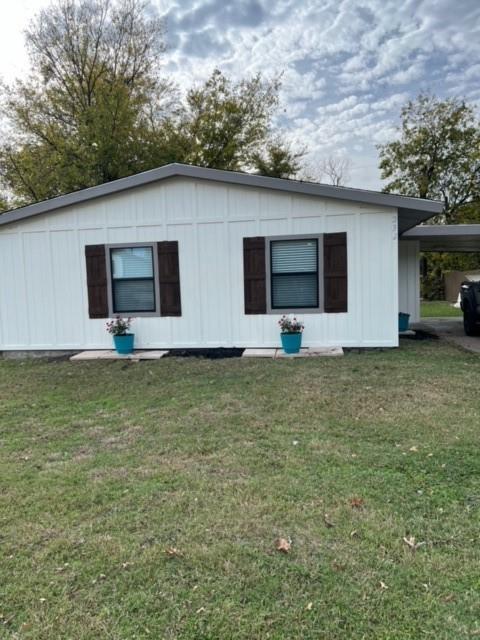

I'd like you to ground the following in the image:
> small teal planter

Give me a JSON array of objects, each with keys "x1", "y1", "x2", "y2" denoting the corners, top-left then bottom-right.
[
  {"x1": 280, "y1": 332, "x2": 302, "y2": 354},
  {"x1": 398, "y1": 312, "x2": 410, "y2": 332},
  {"x1": 113, "y1": 333, "x2": 134, "y2": 355}
]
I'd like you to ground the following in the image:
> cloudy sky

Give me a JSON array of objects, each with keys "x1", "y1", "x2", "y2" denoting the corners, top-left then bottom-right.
[{"x1": 1, "y1": 0, "x2": 479, "y2": 189}]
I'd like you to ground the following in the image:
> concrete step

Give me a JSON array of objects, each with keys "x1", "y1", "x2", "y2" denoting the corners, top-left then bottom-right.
[
  {"x1": 70, "y1": 350, "x2": 169, "y2": 361},
  {"x1": 242, "y1": 347, "x2": 343, "y2": 359}
]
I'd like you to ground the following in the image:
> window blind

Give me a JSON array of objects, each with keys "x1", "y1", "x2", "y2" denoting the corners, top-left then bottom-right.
[
  {"x1": 111, "y1": 247, "x2": 153, "y2": 279},
  {"x1": 111, "y1": 246, "x2": 155, "y2": 313},
  {"x1": 271, "y1": 239, "x2": 318, "y2": 309}
]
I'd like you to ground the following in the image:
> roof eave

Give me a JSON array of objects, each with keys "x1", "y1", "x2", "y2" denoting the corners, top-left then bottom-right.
[
  {"x1": 401, "y1": 224, "x2": 480, "y2": 252},
  {"x1": 0, "y1": 163, "x2": 443, "y2": 229}
]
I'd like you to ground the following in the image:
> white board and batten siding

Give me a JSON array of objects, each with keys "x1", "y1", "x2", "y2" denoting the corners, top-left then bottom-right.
[
  {"x1": 398, "y1": 240, "x2": 420, "y2": 323},
  {"x1": 0, "y1": 177, "x2": 400, "y2": 350}
]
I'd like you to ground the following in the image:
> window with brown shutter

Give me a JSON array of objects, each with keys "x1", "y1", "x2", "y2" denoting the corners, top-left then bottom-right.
[
  {"x1": 323, "y1": 232, "x2": 348, "y2": 313},
  {"x1": 85, "y1": 244, "x2": 108, "y2": 318},
  {"x1": 86, "y1": 242, "x2": 182, "y2": 319},
  {"x1": 243, "y1": 237, "x2": 267, "y2": 314},
  {"x1": 157, "y1": 241, "x2": 182, "y2": 316}
]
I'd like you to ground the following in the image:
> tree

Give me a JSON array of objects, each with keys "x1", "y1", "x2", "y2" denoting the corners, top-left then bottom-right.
[
  {"x1": 378, "y1": 94, "x2": 480, "y2": 299},
  {"x1": 0, "y1": 0, "x2": 176, "y2": 205},
  {"x1": 319, "y1": 155, "x2": 351, "y2": 186},
  {"x1": 0, "y1": 3, "x2": 302, "y2": 207},
  {"x1": 252, "y1": 140, "x2": 304, "y2": 178},
  {"x1": 378, "y1": 94, "x2": 480, "y2": 223},
  {"x1": 298, "y1": 155, "x2": 351, "y2": 186},
  {"x1": 178, "y1": 69, "x2": 300, "y2": 175}
]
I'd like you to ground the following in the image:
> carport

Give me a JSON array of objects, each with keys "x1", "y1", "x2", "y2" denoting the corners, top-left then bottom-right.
[
  {"x1": 398, "y1": 224, "x2": 480, "y2": 352},
  {"x1": 398, "y1": 225, "x2": 480, "y2": 324},
  {"x1": 403, "y1": 224, "x2": 480, "y2": 252}
]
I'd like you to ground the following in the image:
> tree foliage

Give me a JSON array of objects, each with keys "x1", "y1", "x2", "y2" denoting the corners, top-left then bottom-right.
[
  {"x1": 0, "y1": 1, "x2": 300, "y2": 208},
  {"x1": 252, "y1": 140, "x2": 304, "y2": 178},
  {"x1": 0, "y1": 0, "x2": 179, "y2": 205},
  {"x1": 378, "y1": 94, "x2": 480, "y2": 222},
  {"x1": 180, "y1": 69, "x2": 280, "y2": 171},
  {"x1": 378, "y1": 94, "x2": 480, "y2": 299}
]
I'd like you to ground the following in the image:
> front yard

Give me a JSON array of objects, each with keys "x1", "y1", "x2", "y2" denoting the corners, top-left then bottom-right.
[
  {"x1": 1, "y1": 341, "x2": 479, "y2": 639},
  {"x1": 421, "y1": 300, "x2": 462, "y2": 318}
]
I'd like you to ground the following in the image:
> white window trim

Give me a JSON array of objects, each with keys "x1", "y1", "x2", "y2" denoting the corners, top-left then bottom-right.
[
  {"x1": 105, "y1": 242, "x2": 161, "y2": 318},
  {"x1": 265, "y1": 234, "x2": 324, "y2": 315}
]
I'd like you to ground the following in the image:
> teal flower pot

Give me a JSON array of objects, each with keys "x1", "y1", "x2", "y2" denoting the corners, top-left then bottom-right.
[
  {"x1": 113, "y1": 333, "x2": 134, "y2": 355},
  {"x1": 398, "y1": 312, "x2": 410, "y2": 332},
  {"x1": 280, "y1": 332, "x2": 302, "y2": 354}
]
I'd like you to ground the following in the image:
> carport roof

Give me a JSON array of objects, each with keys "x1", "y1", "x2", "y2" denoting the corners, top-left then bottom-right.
[
  {"x1": 0, "y1": 163, "x2": 443, "y2": 232},
  {"x1": 402, "y1": 224, "x2": 480, "y2": 252}
]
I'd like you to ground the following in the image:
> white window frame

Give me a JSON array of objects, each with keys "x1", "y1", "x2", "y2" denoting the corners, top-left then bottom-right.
[
  {"x1": 265, "y1": 234, "x2": 324, "y2": 314},
  {"x1": 105, "y1": 242, "x2": 161, "y2": 317}
]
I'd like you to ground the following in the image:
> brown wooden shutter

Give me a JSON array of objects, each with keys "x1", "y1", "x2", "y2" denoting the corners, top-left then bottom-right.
[
  {"x1": 323, "y1": 232, "x2": 348, "y2": 313},
  {"x1": 243, "y1": 237, "x2": 266, "y2": 314},
  {"x1": 85, "y1": 244, "x2": 108, "y2": 318},
  {"x1": 157, "y1": 241, "x2": 181, "y2": 316}
]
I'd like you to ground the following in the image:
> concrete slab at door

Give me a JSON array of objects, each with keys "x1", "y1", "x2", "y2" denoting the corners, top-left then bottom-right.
[
  {"x1": 242, "y1": 349, "x2": 277, "y2": 358},
  {"x1": 70, "y1": 350, "x2": 169, "y2": 361}
]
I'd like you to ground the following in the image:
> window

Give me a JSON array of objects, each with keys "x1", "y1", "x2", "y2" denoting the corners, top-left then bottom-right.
[
  {"x1": 270, "y1": 238, "x2": 319, "y2": 309},
  {"x1": 110, "y1": 246, "x2": 156, "y2": 314}
]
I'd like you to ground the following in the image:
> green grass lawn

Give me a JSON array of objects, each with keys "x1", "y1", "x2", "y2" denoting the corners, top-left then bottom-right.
[
  {"x1": 1, "y1": 342, "x2": 480, "y2": 639},
  {"x1": 421, "y1": 300, "x2": 463, "y2": 318}
]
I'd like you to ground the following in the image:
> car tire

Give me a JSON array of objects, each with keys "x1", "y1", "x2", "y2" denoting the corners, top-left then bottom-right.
[{"x1": 463, "y1": 305, "x2": 479, "y2": 336}]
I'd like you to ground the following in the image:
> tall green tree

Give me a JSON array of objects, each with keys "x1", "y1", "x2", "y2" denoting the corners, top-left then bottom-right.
[
  {"x1": 0, "y1": 1, "x2": 302, "y2": 208},
  {"x1": 378, "y1": 94, "x2": 480, "y2": 223},
  {"x1": 179, "y1": 69, "x2": 301, "y2": 176},
  {"x1": 378, "y1": 94, "x2": 480, "y2": 299},
  {"x1": 0, "y1": 0, "x2": 177, "y2": 205}
]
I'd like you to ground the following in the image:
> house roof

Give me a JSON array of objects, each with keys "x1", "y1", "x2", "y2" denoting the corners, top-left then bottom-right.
[
  {"x1": 0, "y1": 163, "x2": 443, "y2": 233},
  {"x1": 402, "y1": 224, "x2": 480, "y2": 252}
]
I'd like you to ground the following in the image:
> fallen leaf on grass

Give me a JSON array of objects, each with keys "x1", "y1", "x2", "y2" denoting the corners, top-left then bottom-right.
[
  {"x1": 403, "y1": 536, "x2": 415, "y2": 549},
  {"x1": 409, "y1": 446, "x2": 418, "y2": 452},
  {"x1": 165, "y1": 547, "x2": 183, "y2": 558},
  {"x1": 350, "y1": 497, "x2": 365, "y2": 509},
  {"x1": 403, "y1": 536, "x2": 426, "y2": 551},
  {"x1": 196, "y1": 607, "x2": 205, "y2": 614},
  {"x1": 55, "y1": 563, "x2": 69, "y2": 573},
  {"x1": 323, "y1": 513, "x2": 335, "y2": 528},
  {"x1": 306, "y1": 602, "x2": 313, "y2": 611},
  {"x1": 275, "y1": 538, "x2": 291, "y2": 553}
]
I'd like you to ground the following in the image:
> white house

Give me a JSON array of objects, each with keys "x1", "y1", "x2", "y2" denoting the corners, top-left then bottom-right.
[{"x1": 0, "y1": 163, "x2": 444, "y2": 353}]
